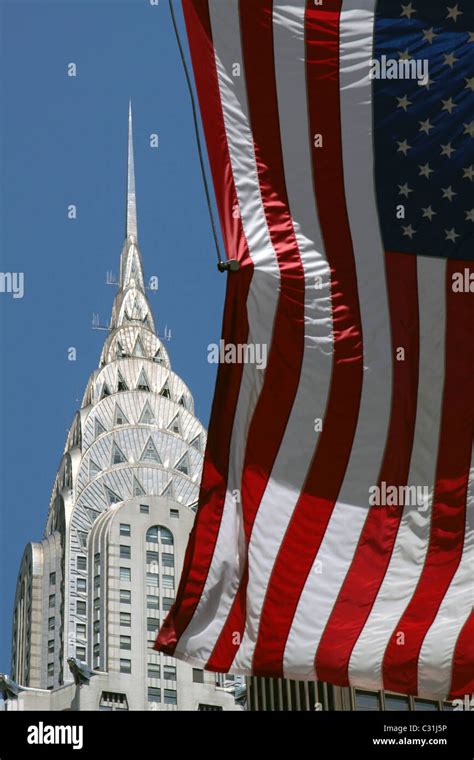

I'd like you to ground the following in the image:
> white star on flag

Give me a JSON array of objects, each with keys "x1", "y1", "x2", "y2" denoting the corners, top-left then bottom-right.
[
  {"x1": 402, "y1": 224, "x2": 416, "y2": 238},
  {"x1": 398, "y1": 182, "x2": 413, "y2": 197},
  {"x1": 446, "y1": 4, "x2": 463, "y2": 22},
  {"x1": 445, "y1": 227, "x2": 460, "y2": 242},
  {"x1": 441, "y1": 186, "x2": 457, "y2": 201},
  {"x1": 422, "y1": 206, "x2": 437, "y2": 221},
  {"x1": 401, "y1": 2, "x2": 417, "y2": 19}
]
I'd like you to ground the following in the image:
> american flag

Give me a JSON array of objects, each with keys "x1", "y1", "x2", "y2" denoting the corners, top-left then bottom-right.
[{"x1": 156, "y1": 0, "x2": 474, "y2": 699}]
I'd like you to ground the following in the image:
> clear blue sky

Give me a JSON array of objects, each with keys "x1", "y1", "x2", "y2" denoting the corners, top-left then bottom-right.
[{"x1": 0, "y1": 0, "x2": 225, "y2": 673}]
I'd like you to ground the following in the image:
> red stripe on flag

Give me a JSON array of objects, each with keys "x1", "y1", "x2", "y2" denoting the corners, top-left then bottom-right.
[
  {"x1": 315, "y1": 252, "x2": 419, "y2": 685},
  {"x1": 251, "y1": 0, "x2": 364, "y2": 678},
  {"x1": 205, "y1": 0, "x2": 307, "y2": 672},
  {"x1": 450, "y1": 608, "x2": 474, "y2": 698},
  {"x1": 155, "y1": 0, "x2": 254, "y2": 655},
  {"x1": 382, "y1": 259, "x2": 474, "y2": 695}
]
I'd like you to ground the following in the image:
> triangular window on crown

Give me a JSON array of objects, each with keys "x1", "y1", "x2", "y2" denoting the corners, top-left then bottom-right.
[
  {"x1": 114, "y1": 404, "x2": 129, "y2": 426},
  {"x1": 131, "y1": 296, "x2": 143, "y2": 321},
  {"x1": 159, "y1": 380, "x2": 171, "y2": 399},
  {"x1": 139, "y1": 401, "x2": 155, "y2": 425},
  {"x1": 153, "y1": 348, "x2": 164, "y2": 365},
  {"x1": 111, "y1": 442, "x2": 127, "y2": 465},
  {"x1": 101, "y1": 382, "x2": 111, "y2": 399},
  {"x1": 116, "y1": 341, "x2": 127, "y2": 359},
  {"x1": 104, "y1": 485, "x2": 122, "y2": 506},
  {"x1": 133, "y1": 475, "x2": 146, "y2": 497},
  {"x1": 132, "y1": 336, "x2": 145, "y2": 357},
  {"x1": 175, "y1": 453, "x2": 189, "y2": 476},
  {"x1": 168, "y1": 414, "x2": 181, "y2": 435},
  {"x1": 95, "y1": 418, "x2": 106, "y2": 438},
  {"x1": 190, "y1": 434, "x2": 202, "y2": 452},
  {"x1": 140, "y1": 437, "x2": 162, "y2": 464},
  {"x1": 178, "y1": 395, "x2": 186, "y2": 408},
  {"x1": 136, "y1": 368, "x2": 151, "y2": 392},
  {"x1": 89, "y1": 459, "x2": 102, "y2": 478},
  {"x1": 117, "y1": 370, "x2": 128, "y2": 392},
  {"x1": 161, "y1": 480, "x2": 175, "y2": 499}
]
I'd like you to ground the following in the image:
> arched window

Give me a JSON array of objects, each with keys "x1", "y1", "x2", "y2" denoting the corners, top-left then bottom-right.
[
  {"x1": 144, "y1": 524, "x2": 176, "y2": 701},
  {"x1": 146, "y1": 526, "x2": 173, "y2": 545},
  {"x1": 159, "y1": 527, "x2": 173, "y2": 546},
  {"x1": 146, "y1": 526, "x2": 158, "y2": 543}
]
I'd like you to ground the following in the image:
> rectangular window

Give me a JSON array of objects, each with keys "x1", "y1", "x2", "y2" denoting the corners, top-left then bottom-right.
[
  {"x1": 162, "y1": 575, "x2": 174, "y2": 589},
  {"x1": 162, "y1": 597, "x2": 174, "y2": 612},
  {"x1": 76, "y1": 623, "x2": 86, "y2": 639},
  {"x1": 147, "y1": 617, "x2": 160, "y2": 633},
  {"x1": 354, "y1": 690, "x2": 380, "y2": 711},
  {"x1": 76, "y1": 600, "x2": 86, "y2": 615},
  {"x1": 120, "y1": 567, "x2": 131, "y2": 582},
  {"x1": 120, "y1": 635, "x2": 131, "y2": 650},
  {"x1": 164, "y1": 689, "x2": 177, "y2": 705},
  {"x1": 47, "y1": 640, "x2": 54, "y2": 654},
  {"x1": 120, "y1": 612, "x2": 131, "y2": 627},
  {"x1": 77, "y1": 556, "x2": 87, "y2": 570},
  {"x1": 192, "y1": 668, "x2": 204, "y2": 684},
  {"x1": 93, "y1": 643, "x2": 100, "y2": 657},
  {"x1": 146, "y1": 572, "x2": 159, "y2": 588},
  {"x1": 76, "y1": 646, "x2": 86, "y2": 660},
  {"x1": 147, "y1": 663, "x2": 160, "y2": 679},
  {"x1": 146, "y1": 551, "x2": 159, "y2": 565},
  {"x1": 94, "y1": 574, "x2": 100, "y2": 589},
  {"x1": 119, "y1": 523, "x2": 131, "y2": 537},
  {"x1": 93, "y1": 620, "x2": 100, "y2": 634},
  {"x1": 48, "y1": 617, "x2": 55, "y2": 631},
  {"x1": 49, "y1": 572, "x2": 56, "y2": 585},
  {"x1": 49, "y1": 594, "x2": 55, "y2": 608},
  {"x1": 120, "y1": 545, "x2": 131, "y2": 560},
  {"x1": 120, "y1": 659, "x2": 131, "y2": 674},
  {"x1": 414, "y1": 699, "x2": 439, "y2": 711},
  {"x1": 47, "y1": 662, "x2": 55, "y2": 677},
  {"x1": 140, "y1": 504, "x2": 149, "y2": 514},
  {"x1": 148, "y1": 687, "x2": 161, "y2": 703},
  {"x1": 170, "y1": 509, "x2": 179, "y2": 519},
  {"x1": 147, "y1": 595, "x2": 159, "y2": 610},
  {"x1": 77, "y1": 578, "x2": 87, "y2": 592},
  {"x1": 163, "y1": 665, "x2": 176, "y2": 681},
  {"x1": 94, "y1": 597, "x2": 100, "y2": 611},
  {"x1": 120, "y1": 589, "x2": 131, "y2": 604},
  {"x1": 385, "y1": 695, "x2": 410, "y2": 711},
  {"x1": 162, "y1": 553, "x2": 174, "y2": 568}
]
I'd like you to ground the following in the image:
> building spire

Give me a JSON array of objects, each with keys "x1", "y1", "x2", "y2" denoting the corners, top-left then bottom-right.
[
  {"x1": 105, "y1": 102, "x2": 156, "y2": 343},
  {"x1": 126, "y1": 100, "x2": 137, "y2": 240}
]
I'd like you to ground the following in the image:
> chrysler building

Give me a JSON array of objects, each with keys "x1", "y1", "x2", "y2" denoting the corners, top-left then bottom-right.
[{"x1": 8, "y1": 105, "x2": 241, "y2": 712}]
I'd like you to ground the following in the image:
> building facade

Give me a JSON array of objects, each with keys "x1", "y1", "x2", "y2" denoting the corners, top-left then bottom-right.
[
  {"x1": 246, "y1": 677, "x2": 455, "y2": 712},
  {"x1": 8, "y1": 106, "x2": 241, "y2": 712}
]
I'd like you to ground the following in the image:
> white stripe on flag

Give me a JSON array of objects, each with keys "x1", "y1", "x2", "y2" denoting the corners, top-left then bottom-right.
[
  {"x1": 174, "y1": 0, "x2": 281, "y2": 663},
  {"x1": 283, "y1": 0, "x2": 392, "y2": 680},
  {"x1": 417, "y1": 447, "x2": 474, "y2": 698},
  {"x1": 348, "y1": 255, "x2": 447, "y2": 691},
  {"x1": 231, "y1": 0, "x2": 333, "y2": 672}
]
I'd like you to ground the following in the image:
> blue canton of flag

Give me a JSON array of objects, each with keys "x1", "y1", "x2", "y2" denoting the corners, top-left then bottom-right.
[{"x1": 374, "y1": 1, "x2": 474, "y2": 260}]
